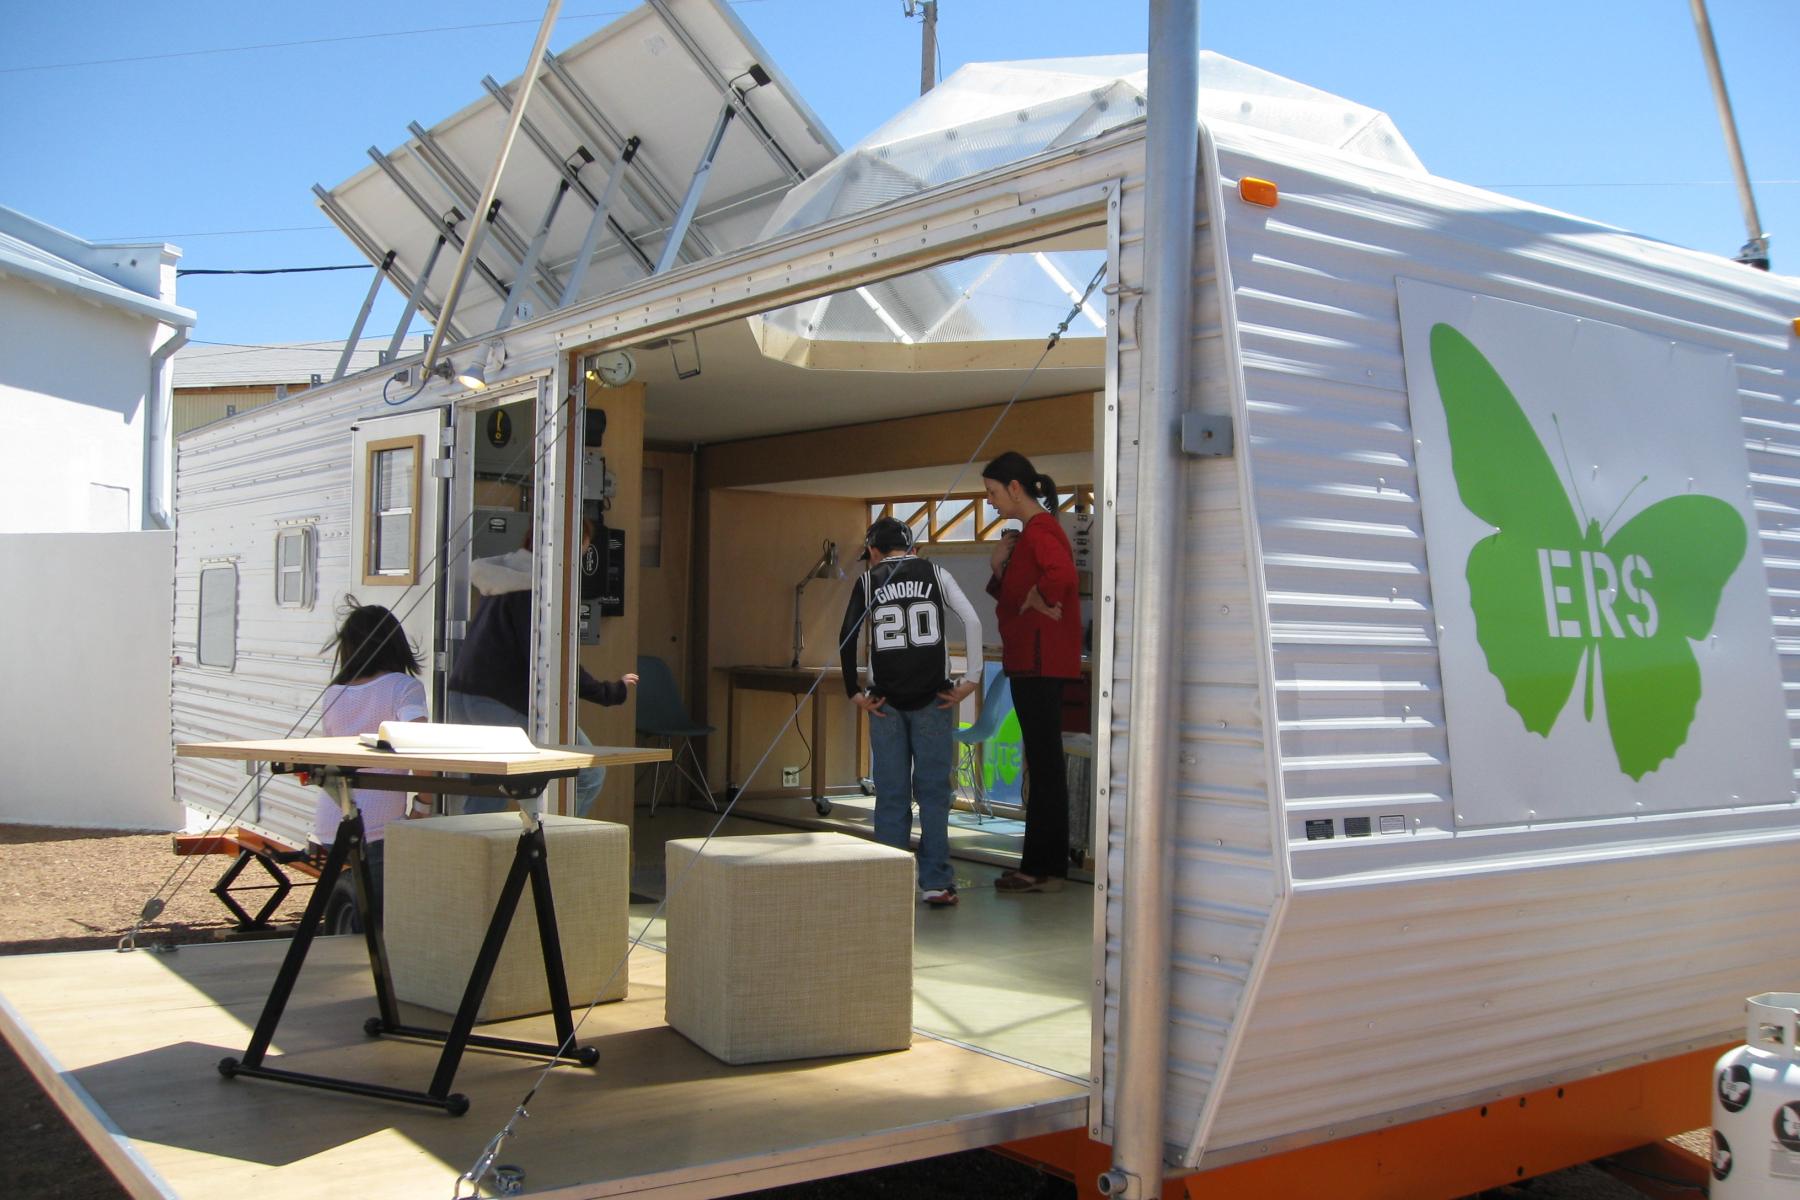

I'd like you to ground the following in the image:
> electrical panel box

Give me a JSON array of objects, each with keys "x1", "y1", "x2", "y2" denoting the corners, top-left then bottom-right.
[{"x1": 472, "y1": 508, "x2": 529, "y2": 561}]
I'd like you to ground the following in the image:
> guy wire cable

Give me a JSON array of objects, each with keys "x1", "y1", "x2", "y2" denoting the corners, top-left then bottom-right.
[
  {"x1": 453, "y1": 260, "x2": 1109, "y2": 1196},
  {"x1": 125, "y1": 369, "x2": 596, "y2": 949},
  {"x1": 126, "y1": 377, "x2": 578, "y2": 946}
]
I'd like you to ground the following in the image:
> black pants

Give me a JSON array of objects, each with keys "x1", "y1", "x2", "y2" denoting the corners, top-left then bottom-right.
[{"x1": 1010, "y1": 675, "x2": 1070, "y2": 878}]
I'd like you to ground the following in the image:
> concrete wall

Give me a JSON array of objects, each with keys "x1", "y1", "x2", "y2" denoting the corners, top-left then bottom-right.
[
  {"x1": 0, "y1": 532, "x2": 178, "y2": 830},
  {"x1": 0, "y1": 279, "x2": 160, "y2": 532}
]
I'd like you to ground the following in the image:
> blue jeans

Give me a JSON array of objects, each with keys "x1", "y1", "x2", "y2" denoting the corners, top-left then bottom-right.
[
  {"x1": 867, "y1": 700, "x2": 955, "y2": 891},
  {"x1": 447, "y1": 691, "x2": 606, "y2": 818}
]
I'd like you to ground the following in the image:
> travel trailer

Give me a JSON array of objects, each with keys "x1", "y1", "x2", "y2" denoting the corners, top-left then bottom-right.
[{"x1": 5, "y1": 2, "x2": 1799, "y2": 1197}]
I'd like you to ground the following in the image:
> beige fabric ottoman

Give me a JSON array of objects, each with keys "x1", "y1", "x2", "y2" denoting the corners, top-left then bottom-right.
[
  {"x1": 664, "y1": 831, "x2": 914, "y2": 1065},
  {"x1": 385, "y1": 813, "x2": 628, "y2": 1022}
]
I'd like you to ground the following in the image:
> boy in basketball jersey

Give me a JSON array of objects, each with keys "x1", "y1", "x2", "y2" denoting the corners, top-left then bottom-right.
[{"x1": 840, "y1": 517, "x2": 983, "y2": 907}]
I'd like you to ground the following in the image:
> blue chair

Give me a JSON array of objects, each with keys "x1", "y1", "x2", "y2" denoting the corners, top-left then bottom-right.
[
  {"x1": 635, "y1": 655, "x2": 717, "y2": 814},
  {"x1": 955, "y1": 665, "x2": 1014, "y2": 822}
]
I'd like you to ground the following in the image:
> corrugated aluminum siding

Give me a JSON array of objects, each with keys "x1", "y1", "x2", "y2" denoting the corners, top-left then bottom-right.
[
  {"x1": 1098, "y1": 144, "x2": 1284, "y2": 1153},
  {"x1": 172, "y1": 382, "x2": 435, "y2": 846},
  {"x1": 173, "y1": 389, "x2": 280, "y2": 437},
  {"x1": 1187, "y1": 127, "x2": 1800, "y2": 1163}
]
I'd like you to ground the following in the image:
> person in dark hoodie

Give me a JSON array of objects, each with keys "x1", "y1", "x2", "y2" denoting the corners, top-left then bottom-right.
[{"x1": 447, "y1": 522, "x2": 636, "y2": 816}]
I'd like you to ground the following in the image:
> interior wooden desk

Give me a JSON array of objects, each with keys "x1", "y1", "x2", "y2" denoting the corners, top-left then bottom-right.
[
  {"x1": 722, "y1": 666, "x2": 865, "y2": 813},
  {"x1": 174, "y1": 736, "x2": 669, "y2": 1116}
]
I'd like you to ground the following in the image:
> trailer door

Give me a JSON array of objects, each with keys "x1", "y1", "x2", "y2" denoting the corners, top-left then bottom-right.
[{"x1": 348, "y1": 408, "x2": 448, "y2": 711}]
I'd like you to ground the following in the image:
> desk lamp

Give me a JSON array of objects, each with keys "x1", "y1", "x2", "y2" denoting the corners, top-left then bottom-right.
[{"x1": 791, "y1": 540, "x2": 843, "y2": 668}]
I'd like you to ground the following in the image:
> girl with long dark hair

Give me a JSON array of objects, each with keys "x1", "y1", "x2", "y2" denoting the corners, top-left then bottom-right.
[
  {"x1": 314, "y1": 598, "x2": 428, "y2": 919},
  {"x1": 981, "y1": 451, "x2": 1082, "y2": 892}
]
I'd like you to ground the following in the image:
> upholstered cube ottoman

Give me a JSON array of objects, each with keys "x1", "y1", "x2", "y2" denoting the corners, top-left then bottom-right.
[
  {"x1": 665, "y1": 832, "x2": 914, "y2": 1065},
  {"x1": 385, "y1": 813, "x2": 629, "y2": 1021}
]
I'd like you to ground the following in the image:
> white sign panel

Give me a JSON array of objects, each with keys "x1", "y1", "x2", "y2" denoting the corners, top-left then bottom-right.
[{"x1": 1397, "y1": 280, "x2": 1789, "y2": 827}]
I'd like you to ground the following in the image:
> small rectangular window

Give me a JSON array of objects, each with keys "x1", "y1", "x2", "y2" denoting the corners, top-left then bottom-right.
[
  {"x1": 364, "y1": 436, "x2": 422, "y2": 586},
  {"x1": 275, "y1": 527, "x2": 314, "y2": 608},
  {"x1": 198, "y1": 565, "x2": 238, "y2": 670}
]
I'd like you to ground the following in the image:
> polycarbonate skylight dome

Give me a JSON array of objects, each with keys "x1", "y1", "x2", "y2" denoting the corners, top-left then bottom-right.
[
  {"x1": 762, "y1": 51, "x2": 1422, "y2": 242},
  {"x1": 750, "y1": 52, "x2": 1422, "y2": 371}
]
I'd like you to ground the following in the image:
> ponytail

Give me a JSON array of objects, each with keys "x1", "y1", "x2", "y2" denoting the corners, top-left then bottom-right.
[{"x1": 982, "y1": 451, "x2": 1058, "y2": 506}]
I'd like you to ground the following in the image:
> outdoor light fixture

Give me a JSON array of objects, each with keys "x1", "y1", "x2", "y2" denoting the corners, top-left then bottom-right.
[
  {"x1": 452, "y1": 342, "x2": 508, "y2": 392},
  {"x1": 791, "y1": 539, "x2": 844, "y2": 668}
]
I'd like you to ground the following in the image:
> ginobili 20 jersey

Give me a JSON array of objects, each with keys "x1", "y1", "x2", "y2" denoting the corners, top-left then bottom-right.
[{"x1": 839, "y1": 554, "x2": 982, "y2": 710}]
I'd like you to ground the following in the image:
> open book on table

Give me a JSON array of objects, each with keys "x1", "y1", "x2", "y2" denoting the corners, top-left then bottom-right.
[{"x1": 358, "y1": 722, "x2": 537, "y2": 755}]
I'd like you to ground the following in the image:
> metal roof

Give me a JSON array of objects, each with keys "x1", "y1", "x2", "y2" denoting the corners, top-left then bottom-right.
[
  {"x1": 173, "y1": 337, "x2": 426, "y2": 389},
  {"x1": 0, "y1": 205, "x2": 194, "y2": 327},
  {"x1": 315, "y1": 0, "x2": 837, "y2": 346}
]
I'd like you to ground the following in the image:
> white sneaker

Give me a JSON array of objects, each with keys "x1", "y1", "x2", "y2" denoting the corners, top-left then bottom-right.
[{"x1": 920, "y1": 887, "x2": 959, "y2": 907}]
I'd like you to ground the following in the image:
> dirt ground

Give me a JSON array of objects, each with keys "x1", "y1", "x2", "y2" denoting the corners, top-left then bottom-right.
[{"x1": 0, "y1": 825, "x2": 1703, "y2": 1199}]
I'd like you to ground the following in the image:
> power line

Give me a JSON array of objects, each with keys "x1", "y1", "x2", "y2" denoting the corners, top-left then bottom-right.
[
  {"x1": 1, "y1": 2, "x2": 770, "y2": 74},
  {"x1": 2, "y1": 12, "x2": 630, "y2": 73},
  {"x1": 98, "y1": 225, "x2": 337, "y2": 240},
  {"x1": 177, "y1": 263, "x2": 371, "y2": 277},
  {"x1": 178, "y1": 339, "x2": 426, "y2": 362}
]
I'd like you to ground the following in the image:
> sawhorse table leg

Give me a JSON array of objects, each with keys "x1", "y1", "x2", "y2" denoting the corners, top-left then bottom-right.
[{"x1": 217, "y1": 769, "x2": 595, "y2": 1115}]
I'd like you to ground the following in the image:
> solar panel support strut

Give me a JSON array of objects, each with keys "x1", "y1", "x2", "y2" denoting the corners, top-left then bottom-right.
[
  {"x1": 559, "y1": 135, "x2": 639, "y2": 307},
  {"x1": 402, "y1": 128, "x2": 563, "y2": 308},
  {"x1": 497, "y1": 175, "x2": 575, "y2": 332},
  {"x1": 655, "y1": 101, "x2": 734, "y2": 276},
  {"x1": 332, "y1": 250, "x2": 396, "y2": 381},
  {"x1": 367, "y1": 147, "x2": 514, "y2": 307},
  {"x1": 537, "y1": 52, "x2": 706, "y2": 269},
  {"x1": 313, "y1": 184, "x2": 463, "y2": 346},
  {"x1": 387, "y1": 233, "x2": 450, "y2": 365}
]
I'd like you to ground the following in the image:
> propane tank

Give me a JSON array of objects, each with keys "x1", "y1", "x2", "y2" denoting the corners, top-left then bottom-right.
[{"x1": 1712, "y1": 993, "x2": 1800, "y2": 1197}]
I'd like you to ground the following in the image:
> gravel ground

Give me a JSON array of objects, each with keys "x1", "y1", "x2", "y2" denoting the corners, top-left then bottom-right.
[
  {"x1": 0, "y1": 824, "x2": 312, "y2": 954},
  {"x1": 0, "y1": 825, "x2": 1702, "y2": 1199}
]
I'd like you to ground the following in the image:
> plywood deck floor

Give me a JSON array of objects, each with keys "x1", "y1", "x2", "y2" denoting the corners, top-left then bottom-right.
[{"x1": 0, "y1": 937, "x2": 1085, "y2": 1200}]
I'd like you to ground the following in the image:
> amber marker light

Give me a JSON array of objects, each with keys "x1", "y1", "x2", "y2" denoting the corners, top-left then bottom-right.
[
  {"x1": 1239, "y1": 177, "x2": 1279, "y2": 207},
  {"x1": 1792, "y1": 316, "x2": 1800, "y2": 337}
]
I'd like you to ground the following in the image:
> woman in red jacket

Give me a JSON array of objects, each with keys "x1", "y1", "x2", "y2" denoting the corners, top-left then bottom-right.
[{"x1": 982, "y1": 451, "x2": 1083, "y2": 892}]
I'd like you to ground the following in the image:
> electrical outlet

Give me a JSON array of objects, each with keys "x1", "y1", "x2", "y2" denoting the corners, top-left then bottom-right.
[{"x1": 782, "y1": 766, "x2": 802, "y2": 788}]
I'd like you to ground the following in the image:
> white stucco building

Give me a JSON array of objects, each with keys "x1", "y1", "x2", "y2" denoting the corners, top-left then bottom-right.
[
  {"x1": 0, "y1": 205, "x2": 195, "y2": 533},
  {"x1": 0, "y1": 207, "x2": 195, "y2": 829}
]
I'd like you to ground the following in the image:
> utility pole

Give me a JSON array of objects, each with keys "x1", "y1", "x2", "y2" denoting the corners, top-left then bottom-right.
[
  {"x1": 1688, "y1": 0, "x2": 1769, "y2": 269},
  {"x1": 904, "y1": 1, "x2": 937, "y2": 95}
]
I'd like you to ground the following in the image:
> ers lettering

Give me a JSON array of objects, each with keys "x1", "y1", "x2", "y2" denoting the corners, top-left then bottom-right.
[{"x1": 1536, "y1": 548, "x2": 1658, "y2": 639}]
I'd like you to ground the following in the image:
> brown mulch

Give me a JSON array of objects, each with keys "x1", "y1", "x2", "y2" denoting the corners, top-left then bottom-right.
[
  {"x1": 0, "y1": 825, "x2": 315, "y2": 1200},
  {"x1": 0, "y1": 824, "x2": 312, "y2": 955}
]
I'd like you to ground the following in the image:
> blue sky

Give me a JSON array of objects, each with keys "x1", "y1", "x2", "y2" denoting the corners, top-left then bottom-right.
[{"x1": 3, "y1": 1, "x2": 1794, "y2": 348}]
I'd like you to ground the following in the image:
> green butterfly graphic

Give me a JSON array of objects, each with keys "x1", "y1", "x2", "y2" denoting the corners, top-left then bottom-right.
[{"x1": 1429, "y1": 323, "x2": 1748, "y2": 780}]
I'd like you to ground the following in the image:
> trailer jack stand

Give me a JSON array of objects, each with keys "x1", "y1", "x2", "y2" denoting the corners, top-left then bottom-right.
[{"x1": 211, "y1": 849, "x2": 301, "y2": 930}]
